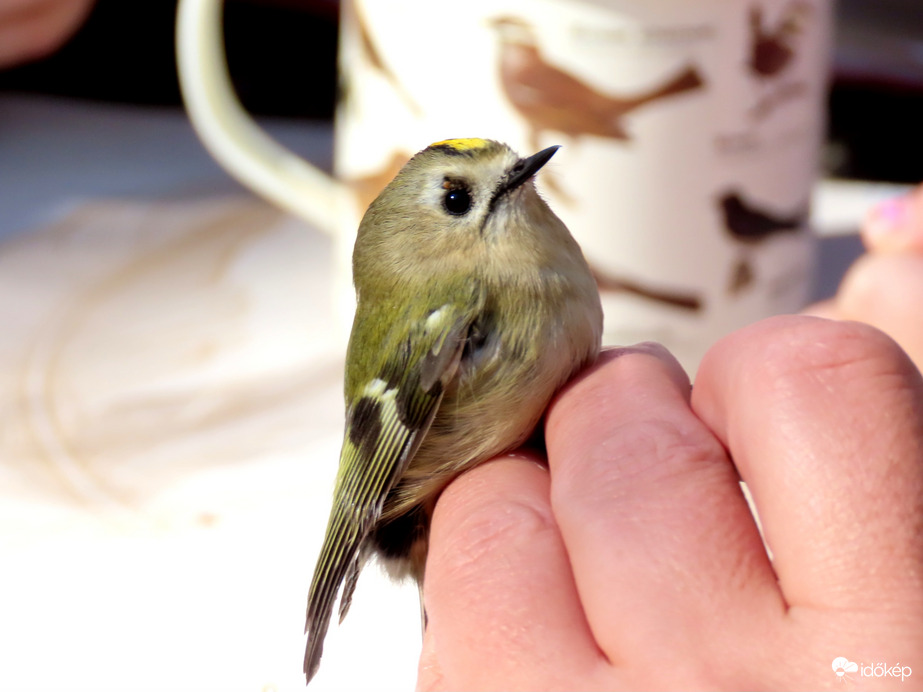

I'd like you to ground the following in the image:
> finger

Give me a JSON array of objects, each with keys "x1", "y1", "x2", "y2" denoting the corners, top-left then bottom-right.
[
  {"x1": 420, "y1": 453, "x2": 608, "y2": 690},
  {"x1": 834, "y1": 252, "x2": 923, "y2": 370},
  {"x1": 693, "y1": 315, "x2": 923, "y2": 614},
  {"x1": 862, "y1": 184, "x2": 923, "y2": 253},
  {"x1": 545, "y1": 345, "x2": 781, "y2": 676}
]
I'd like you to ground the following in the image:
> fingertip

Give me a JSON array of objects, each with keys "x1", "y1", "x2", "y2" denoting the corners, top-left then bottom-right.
[{"x1": 862, "y1": 185, "x2": 923, "y2": 252}]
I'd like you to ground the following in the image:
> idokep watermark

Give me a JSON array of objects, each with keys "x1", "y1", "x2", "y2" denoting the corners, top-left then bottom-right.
[{"x1": 832, "y1": 657, "x2": 913, "y2": 683}]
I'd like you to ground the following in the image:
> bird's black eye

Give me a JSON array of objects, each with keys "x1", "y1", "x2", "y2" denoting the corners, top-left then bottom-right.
[{"x1": 443, "y1": 186, "x2": 472, "y2": 216}]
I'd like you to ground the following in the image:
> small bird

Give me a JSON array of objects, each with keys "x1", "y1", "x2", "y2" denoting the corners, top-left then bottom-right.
[
  {"x1": 748, "y1": 1, "x2": 813, "y2": 79},
  {"x1": 303, "y1": 138, "x2": 603, "y2": 684},
  {"x1": 490, "y1": 16, "x2": 705, "y2": 151}
]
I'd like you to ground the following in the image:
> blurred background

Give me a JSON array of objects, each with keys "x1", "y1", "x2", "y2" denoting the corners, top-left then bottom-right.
[
  {"x1": 1, "y1": 0, "x2": 920, "y2": 181},
  {"x1": 2, "y1": 0, "x2": 921, "y2": 283},
  {"x1": 0, "y1": 1, "x2": 920, "y2": 691},
  {"x1": 0, "y1": 0, "x2": 339, "y2": 119}
]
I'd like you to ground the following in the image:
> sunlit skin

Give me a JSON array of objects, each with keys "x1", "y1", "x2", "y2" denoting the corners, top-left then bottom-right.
[
  {"x1": 419, "y1": 184, "x2": 923, "y2": 690},
  {"x1": 809, "y1": 182, "x2": 923, "y2": 371},
  {"x1": 420, "y1": 318, "x2": 923, "y2": 690}
]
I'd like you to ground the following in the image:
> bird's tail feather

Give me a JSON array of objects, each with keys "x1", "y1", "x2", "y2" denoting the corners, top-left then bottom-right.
[
  {"x1": 304, "y1": 504, "x2": 364, "y2": 684},
  {"x1": 338, "y1": 554, "x2": 363, "y2": 624}
]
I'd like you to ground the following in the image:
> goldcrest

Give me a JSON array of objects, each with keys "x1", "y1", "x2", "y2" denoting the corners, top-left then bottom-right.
[{"x1": 304, "y1": 138, "x2": 603, "y2": 683}]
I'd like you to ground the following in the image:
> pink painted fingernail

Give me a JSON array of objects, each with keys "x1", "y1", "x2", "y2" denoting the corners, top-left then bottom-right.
[{"x1": 866, "y1": 196, "x2": 908, "y2": 237}]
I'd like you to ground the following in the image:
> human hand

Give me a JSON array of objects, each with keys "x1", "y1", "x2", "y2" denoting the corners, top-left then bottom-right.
[
  {"x1": 0, "y1": 0, "x2": 95, "y2": 68},
  {"x1": 808, "y1": 183, "x2": 923, "y2": 370},
  {"x1": 418, "y1": 316, "x2": 923, "y2": 690}
]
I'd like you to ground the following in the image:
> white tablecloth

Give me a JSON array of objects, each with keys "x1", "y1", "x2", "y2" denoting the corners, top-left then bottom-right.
[{"x1": 0, "y1": 196, "x2": 420, "y2": 691}]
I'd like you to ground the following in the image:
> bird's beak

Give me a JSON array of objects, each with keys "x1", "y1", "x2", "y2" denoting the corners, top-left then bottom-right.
[{"x1": 501, "y1": 145, "x2": 560, "y2": 195}]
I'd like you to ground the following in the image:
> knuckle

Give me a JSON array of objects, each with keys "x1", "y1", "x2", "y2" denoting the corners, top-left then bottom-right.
[
  {"x1": 754, "y1": 316, "x2": 917, "y2": 391},
  {"x1": 445, "y1": 495, "x2": 556, "y2": 570},
  {"x1": 431, "y1": 470, "x2": 555, "y2": 585},
  {"x1": 553, "y1": 417, "x2": 725, "y2": 513}
]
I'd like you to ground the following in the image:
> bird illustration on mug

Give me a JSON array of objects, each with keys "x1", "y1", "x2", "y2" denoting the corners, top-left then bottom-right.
[
  {"x1": 489, "y1": 16, "x2": 706, "y2": 152},
  {"x1": 747, "y1": 0, "x2": 815, "y2": 118},
  {"x1": 718, "y1": 188, "x2": 810, "y2": 293}
]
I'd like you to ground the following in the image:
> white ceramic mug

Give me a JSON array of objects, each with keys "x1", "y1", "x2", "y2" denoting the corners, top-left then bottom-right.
[{"x1": 177, "y1": 0, "x2": 833, "y2": 371}]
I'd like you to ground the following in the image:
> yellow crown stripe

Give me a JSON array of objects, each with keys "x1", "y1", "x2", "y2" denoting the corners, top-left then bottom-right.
[{"x1": 429, "y1": 138, "x2": 492, "y2": 152}]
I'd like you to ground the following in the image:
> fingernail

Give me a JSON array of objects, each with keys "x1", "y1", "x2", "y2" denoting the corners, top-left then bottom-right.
[{"x1": 865, "y1": 196, "x2": 909, "y2": 238}]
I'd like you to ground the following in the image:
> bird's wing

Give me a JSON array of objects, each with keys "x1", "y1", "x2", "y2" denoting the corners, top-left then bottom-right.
[{"x1": 303, "y1": 299, "x2": 476, "y2": 683}]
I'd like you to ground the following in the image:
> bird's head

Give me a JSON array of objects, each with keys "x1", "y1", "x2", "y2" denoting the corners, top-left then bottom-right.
[{"x1": 354, "y1": 138, "x2": 564, "y2": 281}]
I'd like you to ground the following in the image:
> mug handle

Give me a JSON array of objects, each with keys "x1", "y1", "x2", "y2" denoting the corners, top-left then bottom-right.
[{"x1": 175, "y1": 0, "x2": 343, "y2": 234}]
